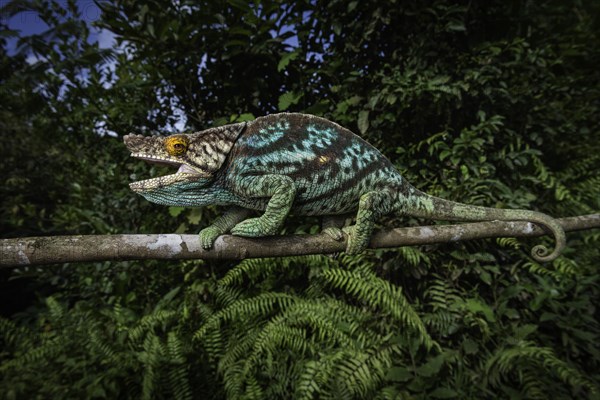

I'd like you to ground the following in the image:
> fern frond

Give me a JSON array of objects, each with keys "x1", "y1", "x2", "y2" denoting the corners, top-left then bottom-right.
[
  {"x1": 220, "y1": 258, "x2": 279, "y2": 287},
  {"x1": 2, "y1": 336, "x2": 62, "y2": 372},
  {"x1": 166, "y1": 332, "x2": 193, "y2": 400},
  {"x1": 319, "y1": 268, "x2": 437, "y2": 350},
  {"x1": 214, "y1": 285, "x2": 244, "y2": 308},
  {"x1": 128, "y1": 310, "x2": 177, "y2": 343},
  {"x1": 194, "y1": 292, "x2": 297, "y2": 340},
  {"x1": 286, "y1": 300, "x2": 368, "y2": 346},
  {"x1": 0, "y1": 317, "x2": 34, "y2": 350},
  {"x1": 374, "y1": 386, "x2": 411, "y2": 400},
  {"x1": 217, "y1": 328, "x2": 260, "y2": 374},
  {"x1": 141, "y1": 333, "x2": 166, "y2": 400},
  {"x1": 524, "y1": 260, "x2": 576, "y2": 282},
  {"x1": 424, "y1": 275, "x2": 462, "y2": 311},
  {"x1": 331, "y1": 345, "x2": 397, "y2": 399},
  {"x1": 166, "y1": 331, "x2": 186, "y2": 364},
  {"x1": 397, "y1": 246, "x2": 430, "y2": 266},
  {"x1": 246, "y1": 320, "x2": 309, "y2": 370},
  {"x1": 295, "y1": 352, "x2": 347, "y2": 399},
  {"x1": 220, "y1": 255, "x2": 336, "y2": 288},
  {"x1": 45, "y1": 296, "x2": 65, "y2": 321},
  {"x1": 485, "y1": 340, "x2": 598, "y2": 396},
  {"x1": 496, "y1": 237, "x2": 521, "y2": 250},
  {"x1": 552, "y1": 257, "x2": 578, "y2": 278},
  {"x1": 521, "y1": 366, "x2": 548, "y2": 400},
  {"x1": 242, "y1": 373, "x2": 264, "y2": 400},
  {"x1": 202, "y1": 324, "x2": 225, "y2": 364},
  {"x1": 422, "y1": 309, "x2": 455, "y2": 335},
  {"x1": 88, "y1": 328, "x2": 119, "y2": 363},
  {"x1": 222, "y1": 363, "x2": 246, "y2": 399}
]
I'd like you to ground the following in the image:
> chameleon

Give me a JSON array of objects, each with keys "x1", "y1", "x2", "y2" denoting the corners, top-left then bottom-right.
[{"x1": 124, "y1": 112, "x2": 565, "y2": 262}]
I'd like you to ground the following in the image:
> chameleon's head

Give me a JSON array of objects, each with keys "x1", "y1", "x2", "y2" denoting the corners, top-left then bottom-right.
[{"x1": 124, "y1": 122, "x2": 246, "y2": 205}]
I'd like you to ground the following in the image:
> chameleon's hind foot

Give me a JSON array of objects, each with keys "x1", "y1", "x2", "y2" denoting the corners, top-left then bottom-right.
[
  {"x1": 342, "y1": 191, "x2": 391, "y2": 255},
  {"x1": 231, "y1": 216, "x2": 281, "y2": 237}
]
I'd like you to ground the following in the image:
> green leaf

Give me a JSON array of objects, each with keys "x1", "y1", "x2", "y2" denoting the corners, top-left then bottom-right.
[
  {"x1": 277, "y1": 51, "x2": 299, "y2": 72},
  {"x1": 278, "y1": 91, "x2": 302, "y2": 111},
  {"x1": 430, "y1": 387, "x2": 458, "y2": 398},
  {"x1": 175, "y1": 222, "x2": 188, "y2": 233},
  {"x1": 439, "y1": 149, "x2": 451, "y2": 161},
  {"x1": 464, "y1": 298, "x2": 496, "y2": 322},
  {"x1": 234, "y1": 113, "x2": 255, "y2": 122},
  {"x1": 540, "y1": 312, "x2": 556, "y2": 322},
  {"x1": 385, "y1": 367, "x2": 412, "y2": 382},
  {"x1": 187, "y1": 209, "x2": 202, "y2": 225},
  {"x1": 417, "y1": 354, "x2": 444, "y2": 377},
  {"x1": 462, "y1": 338, "x2": 479, "y2": 355},
  {"x1": 169, "y1": 206, "x2": 185, "y2": 217},
  {"x1": 446, "y1": 22, "x2": 466, "y2": 32},
  {"x1": 479, "y1": 271, "x2": 492, "y2": 285},
  {"x1": 358, "y1": 110, "x2": 369, "y2": 134}
]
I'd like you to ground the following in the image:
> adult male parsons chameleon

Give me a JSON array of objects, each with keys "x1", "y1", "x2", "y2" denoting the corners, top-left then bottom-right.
[{"x1": 124, "y1": 113, "x2": 565, "y2": 262}]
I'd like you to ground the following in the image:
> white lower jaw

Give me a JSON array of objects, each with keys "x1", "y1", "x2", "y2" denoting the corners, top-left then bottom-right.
[
  {"x1": 129, "y1": 155, "x2": 210, "y2": 192},
  {"x1": 129, "y1": 172, "x2": 202, "y2": 192}
]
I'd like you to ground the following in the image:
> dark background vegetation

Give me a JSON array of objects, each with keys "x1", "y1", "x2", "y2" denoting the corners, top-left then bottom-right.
[{"x1": 1, "y1": 0, "x2": 599, "y2": 398}]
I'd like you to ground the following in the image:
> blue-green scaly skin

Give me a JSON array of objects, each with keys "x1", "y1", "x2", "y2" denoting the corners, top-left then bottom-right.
[{"x1": 125, "y1": 113, "x2": 565, "y2": 261}]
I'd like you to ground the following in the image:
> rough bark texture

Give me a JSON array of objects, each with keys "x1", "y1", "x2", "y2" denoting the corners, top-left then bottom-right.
[{"x1": 1, "y1": 214, "x2": 598, "y2": 268}]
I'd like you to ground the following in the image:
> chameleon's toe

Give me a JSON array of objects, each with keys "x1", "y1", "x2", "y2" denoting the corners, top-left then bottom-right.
[
  {"x1": 231, "y1": 217, "x2": 280, "y2": 237},
  {"x1": 342, "y1": 226, "x2": 368, "y2": 255},
  {"x1": 322, "y1": 226, "x2": 344, "y2": 241},
  {"x1": 199, "y1": 226, "x2": 221, "y2": 250}
]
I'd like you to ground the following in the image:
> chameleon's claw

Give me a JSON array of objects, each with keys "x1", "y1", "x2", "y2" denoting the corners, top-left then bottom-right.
[
  {"x1": 322, "y1": 226, "x2": 344, "y2": 241},
  {"x1": 231, "y1": 217, "x2": 280, "y2": 237},
  {"x1": 199, "y1": 226, "x2": 221, "y2": 249}
]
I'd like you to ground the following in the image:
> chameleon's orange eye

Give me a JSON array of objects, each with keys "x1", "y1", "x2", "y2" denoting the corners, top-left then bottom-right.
[{"x1": 165, "y1": 136, "x2": 189, "y2": 156}]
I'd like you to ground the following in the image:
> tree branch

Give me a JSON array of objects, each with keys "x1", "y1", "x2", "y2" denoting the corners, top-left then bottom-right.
[{"x1": 1, "y1": 214, "x2": 598, "y2": 268}]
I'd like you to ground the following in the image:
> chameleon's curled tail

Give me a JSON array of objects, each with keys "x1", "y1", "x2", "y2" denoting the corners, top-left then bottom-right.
[{"x1": 401, "y1": 190, "x2": 566, "y2": 262}]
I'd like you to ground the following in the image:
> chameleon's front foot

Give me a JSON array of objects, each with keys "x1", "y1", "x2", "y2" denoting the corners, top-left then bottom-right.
[
  {"x1": 199, "y1": 226, "x2": 221, "y2": 250},
  {"x1": 230, "y1": 216, "x2": 281, "y2": 237},
  {"x1": 197, "y1": 207, "x2": 251, "y2": 250}
]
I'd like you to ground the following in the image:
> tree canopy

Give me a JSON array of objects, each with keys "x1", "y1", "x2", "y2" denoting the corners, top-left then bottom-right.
[{"x1": 1, "y1": 1, "x2": 599, "y2": 399}]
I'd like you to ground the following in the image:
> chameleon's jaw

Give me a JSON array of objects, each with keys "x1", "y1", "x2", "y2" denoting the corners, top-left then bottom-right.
[{"x1": 128, "y1": 153, "x2": 211, "y2": 193}]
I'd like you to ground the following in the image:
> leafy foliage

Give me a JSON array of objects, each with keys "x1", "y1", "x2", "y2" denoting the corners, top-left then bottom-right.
[{"x1": 1, "y1": 0, "x2": 600, "y2": 398}]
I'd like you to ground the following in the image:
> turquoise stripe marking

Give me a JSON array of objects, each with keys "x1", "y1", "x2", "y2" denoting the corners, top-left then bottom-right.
[{"x1": 244, "y1": 120, "x2": 290, "y2": 148}]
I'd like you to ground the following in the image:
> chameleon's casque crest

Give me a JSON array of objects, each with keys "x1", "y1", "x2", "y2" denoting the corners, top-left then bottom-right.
[{"x1": 187, "y1": 122, "x2": 247, "y2": 173}]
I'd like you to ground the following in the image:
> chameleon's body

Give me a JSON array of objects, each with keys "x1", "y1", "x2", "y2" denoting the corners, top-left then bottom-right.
[{"x1": 124, "y1": 113, "x2": 565, "y2": 261}]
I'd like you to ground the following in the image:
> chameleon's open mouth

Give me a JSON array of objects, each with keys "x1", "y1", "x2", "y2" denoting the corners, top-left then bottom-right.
[{"x1": 128, "y1": 153, "x2": 208, "y2": 192}]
